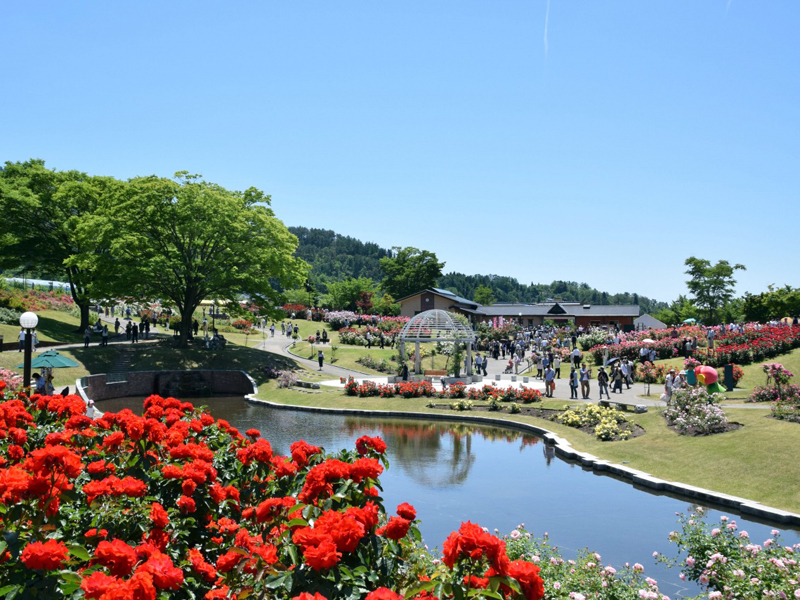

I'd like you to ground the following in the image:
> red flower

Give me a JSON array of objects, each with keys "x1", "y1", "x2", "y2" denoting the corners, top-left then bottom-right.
[
  {"x1": 188, "y1": 548, "x2": 217, "y2": 583},
  {"x1": 20, "y1": 539, "x2": 69, "y2": 570},
  {"x1": 177, "y1": 495, "x2": 196, "y2": 514},
  {"x1": 356, "y1": 435, "x2": 387, "y2": 456},
  {"x1": 81, "y1": 571, "x2": 122, "y2": 599},
  {"x1": 292, "y1": 594, "x2": 328, "y2": 600},
  {"x1": 95, "y1": 538, "x2": 138, "y2": 577},
  {"x1": 150, "y1": 502, "x2": 169, "y2": 529},
  {"x1": 216, "y1": 549, "x2": 244, "y2": 573},
  {"x1": 396, "y1": 502, "x2": 416, "y2": 520},
  {"x1": 507, "y1": 560, "x2": 545, "y2": 600},
  {"x1": 138, "y1": 550, "x2": 184, "y2": 590},
  {"x1": 303, "y1": 539, "x2": 341, "y2": 571},
  {"x1": 377, "y1": 517, "x2": 410, "y2": 541},
  {"x1": 246, "y1": 428, "x2": 260, "y2": 439},
  {"x1": 365, "y1": 588, "x2": 403, "y2": 600}
]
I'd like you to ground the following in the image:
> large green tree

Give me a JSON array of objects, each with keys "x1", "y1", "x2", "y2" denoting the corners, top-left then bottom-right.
[
  {"x1": 684, "y1": 256, "x2": 746, "y2": 325},
  {"x1": 743, "y1": 285, "x2": 800, "y2": 322},
  {"x1": 87, "y1": 172, "x2": 307, "y2": 346},
  {"x1": 0, "y1": 160, "x2": 119, "y2": 331},
  {"x1": 379, "y1": 247, "x2": 444, "y2": 299},
  {"x1": 473, "y1": 284, "x2": 495, "y2": 306},
  {"x1": 325, "y1": 277, "x2": 376, "y2": 311}
]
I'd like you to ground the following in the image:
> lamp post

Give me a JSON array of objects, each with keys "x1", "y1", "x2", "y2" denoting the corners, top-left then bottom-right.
[
  {"x1": 212, "y1": 301, "x2": 216, "y2": 334},
  {"x1": 19, "y1": 311, "x2": 38, "y2": 389}
]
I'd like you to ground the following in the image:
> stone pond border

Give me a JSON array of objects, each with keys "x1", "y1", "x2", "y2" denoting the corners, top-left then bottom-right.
[
  {"x1": 74, "y1": 370, "x2": 800, "y2": 528},
  {"x1": 245, "y1": 392, "x2": 800, "y2": 528}
]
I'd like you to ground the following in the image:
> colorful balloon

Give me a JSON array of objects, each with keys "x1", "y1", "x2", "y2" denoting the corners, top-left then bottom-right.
[{"x1": 694, "y1": 365, "x2": 718, "y2": 385}]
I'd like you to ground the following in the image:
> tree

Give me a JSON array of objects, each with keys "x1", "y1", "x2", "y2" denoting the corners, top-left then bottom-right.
[
  {"x1": 355, "y1": 291, "x2": 374, "y2": 314},
  {"x1": 0, "y1": 160, "x2": 119, "y2": 331},
  {"x1": 473, "y1": 284, "x2": 495, "y2": 306},
  {"x1": 684, "y1": 257, "x2": 746, "y2": 325},
  {"x1": 375, "y1": 293, "x2": 400, "y2": 316},
  {"x1": 326, "y1": 278, "x2": 376, "y2": 311},
  {"x1": 379, "y1": 247, "x2": 444, "y2": 299},
  {"x1": 88, "y1": 172, "x2": 307, "y2": 347}
]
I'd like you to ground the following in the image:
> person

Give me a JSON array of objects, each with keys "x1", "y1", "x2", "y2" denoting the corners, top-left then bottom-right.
[
  {"x1": 125, "y1": 321, "x2": 132, "y2": 341},
  {"x1": 270, "y1": 323, "x2": 275, "y2": 337},
  {"x1": 544, "y1": 365, "x2": 556, "y2": 398},
  {"x1": 84, "y1": 327, "x2": 91, "y2": 348},
  {"x1": 474, "y1": 354, "x2": 482, "y2": 376},
  {"x1": 553, "y1": 355, "x2": 561, "y2": 378},
  {"x1": 504, "y1": 358, "x2": 513, "y2": 374},
  {"x1": 281, "y1": 321, "x2": 286, "y2": 336},
  {"x1": 571, "y1": 347, "x2": 582, "y2": 369},
  {"x1": 131, "y1": 322, "x2": 139, "y2": 343},
  {"x1": 321, "y1": 329, "x2": 328, "y2": 344},
  {"x1": 620, "y1": 360, "x2": 632, "y2": 390},
  {"x1": 31, "y1": 330, "x2": 38, "y2": 351},
  {"x1": 193, "y1": 319, "x2": 199, "y2": 338},
  {"x1": 102, "y1": 325, "x2": 109, "y2": 347},
  {"x1": 317, "y1": 349, "x2": 324, "y2": 371},
  {"x1": 293, "y1": 324, "x2": 299, "y2": 336},
  {"x1": 536, "y1": 355, "x2": 543, "y2": 379},
  {"x1": 481, "y1": 356, "x2": 488, "y2": 377},
  {"x1": 707, "y1": 328, "x2": 715, "y2": 349},
  {"x1": 597, "y1": 367, "x2": 610, "y2": 400},
  {"x1": 114, "y1": 318, "x2": 120, "y2": 335},
  {"x1": 569, "y1": 367, "x2": 579, "y2": 399},
  {"x1": 611, "y1": 365, "x2": 624, "y2": 393},
  {"x1": 144, "y1": 320, "x2": 150, "y2": 339},
  {"x1": 32, "y1": 373, "x2": 47, "y2": 395},
  {"x1": 649, "y1": 347, "x2": 657, "y2": 363},
  {"x1": 580, "y1": 363, "x2": 591, "y2": 399},
  {"x1": 401, "y1": 363, "x2": 409, "y2": 381},
  {"x1": 18, "y1": 327, "x2": 25, "y2": 352},
  {"x1": 664, "y1": 369, "x2": 676, "y2": 401}
]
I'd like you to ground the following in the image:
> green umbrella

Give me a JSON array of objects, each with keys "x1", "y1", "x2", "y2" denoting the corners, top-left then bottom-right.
[{"x1": 17, "y1": 350, "x2": 80, "y2": 369}]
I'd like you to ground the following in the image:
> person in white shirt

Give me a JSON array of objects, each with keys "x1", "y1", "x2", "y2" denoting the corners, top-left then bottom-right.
[{"x1": 664, "y1": 369, "x2": 676, "y2": 401}]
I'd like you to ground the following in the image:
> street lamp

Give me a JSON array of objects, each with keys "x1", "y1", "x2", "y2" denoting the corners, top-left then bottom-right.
[{"x1": 19, "y1": 311, "x2": 38, "y2": 389}]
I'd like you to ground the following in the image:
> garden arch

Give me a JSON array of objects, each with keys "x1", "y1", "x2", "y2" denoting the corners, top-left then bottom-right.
[{"x1": 397, "y1": 309, "x2": 476, "y2": 376}]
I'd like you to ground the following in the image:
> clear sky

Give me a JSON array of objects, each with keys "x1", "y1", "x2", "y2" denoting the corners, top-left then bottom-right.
[{"x1": 2, "y1": 1, "x2": 798, "y2": 303}]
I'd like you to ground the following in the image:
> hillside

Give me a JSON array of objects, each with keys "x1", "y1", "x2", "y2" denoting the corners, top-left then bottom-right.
[{"x1": 290, "y1": 226, "x2": 665, "y2": 311}]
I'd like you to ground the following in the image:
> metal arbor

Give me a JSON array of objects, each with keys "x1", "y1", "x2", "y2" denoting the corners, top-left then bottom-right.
[{"x1": 397, "y1": 309, "x2": 476, "y2": 375}]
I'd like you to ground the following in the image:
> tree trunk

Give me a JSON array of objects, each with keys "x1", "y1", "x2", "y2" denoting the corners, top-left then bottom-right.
[{"x1": 77, "y1": 301, "x2": 91, "y2": 333}]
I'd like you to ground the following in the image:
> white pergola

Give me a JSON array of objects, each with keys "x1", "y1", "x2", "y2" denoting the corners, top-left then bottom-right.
[{"x1": 397, "y1": 309, "x2": 476, "y2": 375}]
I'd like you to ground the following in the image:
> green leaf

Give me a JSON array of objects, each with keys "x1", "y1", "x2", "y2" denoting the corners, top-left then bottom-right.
[
  {"x1": 68, "y1": 544, "x2": 90, "y2": 561},
  {"x1": 0, "y1": 586, "x2": 18, "y2": 599},
  {"x1": 403, "y1": 581, "x2": 436, "y2": 597},
  {"x1": 286, "y1": 518, "x2": 308, "y2": 528},
  {"x1": 60, "y1": 572, "x2": 82, "y2": 584}
]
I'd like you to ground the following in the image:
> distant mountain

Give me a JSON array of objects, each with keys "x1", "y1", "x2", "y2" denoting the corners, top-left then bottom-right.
[{"x1": 290, "y1": 226, "x2": 667, "y2": 311}]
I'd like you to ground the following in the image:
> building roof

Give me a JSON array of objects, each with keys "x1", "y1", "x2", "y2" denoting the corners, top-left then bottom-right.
[
  {"x1": 634, "y1": 313, "x2": 667, "y2": 329},
  {"x1": 397, "y1": 287, "x2": 478, "y2": 309}
]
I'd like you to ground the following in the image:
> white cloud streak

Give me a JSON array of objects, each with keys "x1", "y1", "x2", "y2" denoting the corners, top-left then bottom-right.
[{"x1": 544, "y1": 0, "x2": 550, "y2": 57}]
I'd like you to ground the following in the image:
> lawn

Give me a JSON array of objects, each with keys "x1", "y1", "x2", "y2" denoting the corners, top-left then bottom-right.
[
  {"x1": 289, "y1": 340, "x2": 450, "y2": 375},
  {"x1": 653, "y1": 347, "x2": 800, "y2": 400},
  {"x1": 0, "y1": 310, "x2": 86, "y2": 345}
]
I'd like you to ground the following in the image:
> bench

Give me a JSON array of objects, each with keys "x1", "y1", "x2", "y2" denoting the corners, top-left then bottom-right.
[
  {"x1": 424, "y1": 370, "x2": 448, "y2": 378},
  {"x1": 599, "y1": 400, "x2": 647, "y2": 414}
]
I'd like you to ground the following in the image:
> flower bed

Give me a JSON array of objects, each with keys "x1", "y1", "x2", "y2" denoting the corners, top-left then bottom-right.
[
  {"x1": 663, "y1": 388, "x2": 731, "y2": 435},
  {"x1": 343, "y1": 379, "x2": 543, "y2": 404},
  {"x1": 0, "y1": 383, "x2": 554, "y2": 599},
  {"x1": 558, "y1": 404, "x2": 636, "y2": 441}
]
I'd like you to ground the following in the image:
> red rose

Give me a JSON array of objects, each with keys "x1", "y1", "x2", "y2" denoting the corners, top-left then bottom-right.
[
  {"x1": 365, "y1": 588, "x2": 403, "y2": 600},
  {"x1": 355, "y1": 435, "x2": 387, "y2": 456},
  {"x1": 150, "y1": 502, "x2": 169, "y2": 529},
  {"x1": 94, "y1": 538, "x2": 138, "y2": 577},
  {"x1": 378, "y1": 517, "x2": 410, "y2": 541},
  {"x1": 396, "y1": 502, "x2": 416, "y2": 520},
  {"x1": 21, "y1": 539, "x2": 69, "y2": 570},
  {"x1": 177, "y1": 495, "x2": 196, "y2": 514},
  {"x1": 303, "y1": 539, "x2": 341, "y2": 571}
]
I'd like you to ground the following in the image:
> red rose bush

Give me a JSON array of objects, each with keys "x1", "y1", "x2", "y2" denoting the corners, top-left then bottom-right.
[{"x1": 0, "y1": 389, "x2": 545, "y2": 599}]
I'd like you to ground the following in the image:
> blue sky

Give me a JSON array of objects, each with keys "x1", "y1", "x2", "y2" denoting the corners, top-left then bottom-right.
[{"x1": 2, "y1": 1, "x2": 798, "y2": 303}]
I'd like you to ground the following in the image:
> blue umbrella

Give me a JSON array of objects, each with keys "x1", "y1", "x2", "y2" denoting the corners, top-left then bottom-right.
[{"x1": 682, "y1": 318, "x2": 697, "y2": 324}]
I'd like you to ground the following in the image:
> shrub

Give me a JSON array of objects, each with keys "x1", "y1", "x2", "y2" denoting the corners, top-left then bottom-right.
[
  {"x1": 0, "y1": 388, "x2": 549, "y2": 599},
  {"x1": 661, "y1": 510, "x2": 800, "y2": 598},
  {"x1": 232, "y1": 319, "x2": 252, "y2": 330},
  {"x1": 559, "y1": 404, "x2": 634, "y2": 441},
  {"x1": 449, "y1": 398, "x2": 473, "y2": 411},
  {"x1": 663, "y1": 388, "x2": 729, "y2": 435},
  {"x1": 0, "y1": 306, "x2": 22, "y2": 325}
]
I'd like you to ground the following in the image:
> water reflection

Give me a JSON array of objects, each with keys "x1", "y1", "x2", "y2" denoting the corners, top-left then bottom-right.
[{"x1": 342, "y1": 420, "x2": 539, "y2": 488}]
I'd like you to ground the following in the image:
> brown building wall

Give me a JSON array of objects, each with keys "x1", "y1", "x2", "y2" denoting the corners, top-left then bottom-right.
[{"x1": 574, "y1": 316, "x2": 635, "y2": 328}]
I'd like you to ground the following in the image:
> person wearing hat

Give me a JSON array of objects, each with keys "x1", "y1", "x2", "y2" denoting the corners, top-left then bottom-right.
[
  {"x1": 597, "y1": 366, "x2": 610, "y2": 400},
  {"x1": 664, "y1": 368, "x2": 676, "y2": 401}
]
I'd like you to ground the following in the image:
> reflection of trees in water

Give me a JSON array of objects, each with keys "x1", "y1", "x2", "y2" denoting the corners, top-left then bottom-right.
[{"x1": 343, "y1": 419, "x2": 540, "y2": 489}]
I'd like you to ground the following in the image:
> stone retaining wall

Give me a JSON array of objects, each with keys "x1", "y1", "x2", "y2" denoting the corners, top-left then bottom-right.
[{"x1": 78, "y1": 370, "x2": 256, "y2": 403}]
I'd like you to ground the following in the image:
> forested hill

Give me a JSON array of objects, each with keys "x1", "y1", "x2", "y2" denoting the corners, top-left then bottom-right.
[
  {"x1": 437, "y1": 273, "x2": 666, "y2": 314},
  {"x1": 288, "y1": 227, "x2": 391, "y2": 289},
  {"x1": 289, "y1": 226, "x2": 665, "y2": 311}
]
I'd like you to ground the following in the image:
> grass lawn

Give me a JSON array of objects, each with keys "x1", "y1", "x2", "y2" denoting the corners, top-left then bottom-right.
[
  {"x1": 0, "y1": 310, "x2": 86, "y2": 345},
  {"x1": 653, "y1": 347, "x2": 800, "y2": 400},
  {"x1": 289, "y1": 340, "x2": 450, "y2": 375}
]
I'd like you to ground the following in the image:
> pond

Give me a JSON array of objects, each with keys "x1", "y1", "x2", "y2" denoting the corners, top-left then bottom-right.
[{"x1": 98, "y1": 396, "x2": 800, "y2": 597}]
